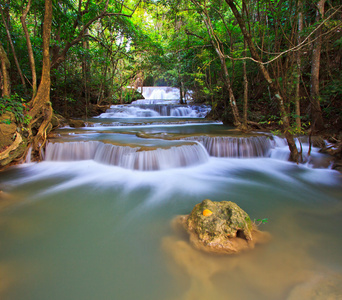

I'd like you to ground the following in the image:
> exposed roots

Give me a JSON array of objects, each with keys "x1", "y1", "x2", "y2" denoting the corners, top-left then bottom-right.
[
  {"x1": 28, "y1": 104, "x2": 53, "y2": 161},
  {"x1": 0, "y1": 132, "x2": 23, "y2": 161}
]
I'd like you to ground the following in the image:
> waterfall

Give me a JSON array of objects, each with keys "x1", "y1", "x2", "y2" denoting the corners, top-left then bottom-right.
[
  {"x1": 142, "y1": 87, "x2": 180, "y2": 100},
  {"x1": 96, "y1": 104, "x2": 211, "y2": 118},
  {"x1": 98, "y1": 105, "x2": 161, "y2": 118},
  {"x1": 45, "y1": 141, "x2": 209, "y2": 170},
  {"x1": 25, "y1": 147, "x2": 33, "y2": 163},
  {"x1": 185, "y1": 136, "x2": 275, "y2": 158}
]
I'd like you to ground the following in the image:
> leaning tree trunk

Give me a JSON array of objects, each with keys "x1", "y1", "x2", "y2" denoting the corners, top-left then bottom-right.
[
  {"x1": 196, "y1": 0, "x2": 241, "y2": 126},
  {"x1": 21, "y1": 0, "x2": 37, "y2": 100},
  {"x1": 242, "y1": 39, "x2": 248, "y2": 130},
  {"x1": 295, "y1": 0, "x2": 303, "y2": 129},
  {"x1": 0, "y1": 42, "x2": 10, "y2": 97},
  {"x1": 219, "y1": 53, "x2": 242, "y2": 127},
  {"x1": 310, "y1": 0, "x2": 325, "y2": 132},
  {"x1": 28, "y1": 0, "x2": 53, "y2": 159},
  {"x1": 226, "y1": 0, "x2": 299, "y2": 162}
]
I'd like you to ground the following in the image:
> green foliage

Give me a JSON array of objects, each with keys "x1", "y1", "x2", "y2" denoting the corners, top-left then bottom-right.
[
  {"x1": 254, "y1": 218, "x2": 268, "y2": 226},
  {"x1": 271, "y1": 130, "x2": 281, "y2": 136},
  {"x1": 1, "y1": 119, "x2": 11, "y2": 125},
  {"x1": 0, "y1": 94, "x2": 28, "y2": 125},
  {"x1": 322, "y1": 79, "x2": 342, "y2": 102},
  {"x1": 1, "y1": 0, "x2": 340, "y2": 130}
]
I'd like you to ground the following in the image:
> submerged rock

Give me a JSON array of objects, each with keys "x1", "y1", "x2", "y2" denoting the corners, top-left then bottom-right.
[{"x1": 177, "y1": 199, "x2": 270, "y2": 254}]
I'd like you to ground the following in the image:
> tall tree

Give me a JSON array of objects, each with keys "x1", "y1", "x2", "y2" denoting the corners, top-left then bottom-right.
[
  {"x1": 21, "y1": 0, "x2": 37, "y2": 99},
  {"x1": 28, "y1": 0, "x2": 53, "y2": 157},
  {"x1": 310, "y1": 0, "x2": 326, "y2": 131},
  {"x1": 225, "y1": 0, "x2": 299, "y2": 162},
  {"x1": 0, "y1": 5, "x2": 26, "y2": 91},
  {"x1": 295, "y1": 0, "x2": 303, "y2": 129},
  {"x1": 0, "y1": 42, "x2": 11, "y2": 97},
  {"x1": 190, "y1": 0, "x2": 241, "y2": 126}
]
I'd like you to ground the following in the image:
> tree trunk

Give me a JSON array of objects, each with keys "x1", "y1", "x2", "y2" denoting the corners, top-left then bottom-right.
[
  {"x1": 226, "y1": 0, "x2": 299, "y2": 162},
  {"x1": 310, "y1": 0, "x2": 325, "y2": 132},
  {"x1": 0, "y1": 43, "x2": 10, "y2": 97},
  {"x1": 82, "y1": 30, "x2": 90, "y2": 118},
  {"x1": 219, "y1": 53, "x2": 241, "y2": 126},
  {"x1": 179, "y1": 81, "x2": 184, "y2": 104},
  {"x1": 242, "y1": 40, "x2": 248, "y2": 130},
  {"x1": 28, "y1": 0, "x2": 53, "y2": 157},
  {"x1": 0, "y1": 7, "x2": 26, "y2": 91},
  {"x1": 295, "y1": 0, "x2": 303, "y2": 129},
  {"x1": 21, "y1": 0, "x2": 37, "y2": 99},
  {"x1": 192, "y1": 0, "x2": 241, "y2": 126}
]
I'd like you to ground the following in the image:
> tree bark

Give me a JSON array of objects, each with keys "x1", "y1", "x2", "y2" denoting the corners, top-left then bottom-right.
[
  {"x1": 179, "y1": 81, "x2": 184, "y2": 104},
  {"x1": 310, "y1": 0, "x2": 325, "y2": 132},
  {"x1": 242, "y1": 40, "x2": 248, "y2": 130},
  {"x1": 226, "y1": 0, "x2": 299, "y2": 162},
  {"x1": 28, "y1": 0, "x2": 53, "y2": 156},
  {"x1": 0, "y1": 42, "x2": 10, "y2": 97},
  {"x1": 295, "y1": 0, "x2": 303, "y2": 129},
  {"x1": 192, "y1": 0, "x2": 241, "y2": 126},
  {"x1": 82, "y1": 31, "x2": 90, "y2": 119},
  {"x1": 21, "y1": 0, "x2": 37, "y2": 99},
  {"x1": 219, "y1": 53, "x2": 241, "y2": 126}
]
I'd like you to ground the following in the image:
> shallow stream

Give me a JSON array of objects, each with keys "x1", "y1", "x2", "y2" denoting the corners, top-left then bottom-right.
[{"x1": 0, "y1": 93, "x2": 341, "y2": 300}]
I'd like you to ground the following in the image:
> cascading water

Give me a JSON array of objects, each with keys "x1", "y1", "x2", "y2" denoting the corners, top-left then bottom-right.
[
  {"x1": 186, "y1": 135, "x2": 274, "y2": 158},
  {"x1": 45, "y1": 141, "x2": 209, "y2": 171},
  {"x1": 0, "y1": 89, "x2": 341, "y2": 300},
  {"x1": 97, "y1": 104, "x2": 211, "y2": 118},
  {"x1": 141, "y1": 86, "x2": 181, "y2": 100},
  {"x1": 96, "y1": 86, "x2": 206, "y2": 118}
]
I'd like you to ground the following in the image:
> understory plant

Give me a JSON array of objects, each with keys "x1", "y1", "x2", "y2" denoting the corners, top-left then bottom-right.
[{"x1": 0, "y1": 94, "x2": 29, "y2": 124}]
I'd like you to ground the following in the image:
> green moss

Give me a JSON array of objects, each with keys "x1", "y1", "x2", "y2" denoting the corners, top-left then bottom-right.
[{"x1": 187, "y1": 199, "x2": 253, "y2": 242}]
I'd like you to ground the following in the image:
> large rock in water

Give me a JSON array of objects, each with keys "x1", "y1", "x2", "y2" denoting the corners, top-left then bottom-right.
[{"x1": 178, "y1": 199, "x2": 270, "y2": 254}]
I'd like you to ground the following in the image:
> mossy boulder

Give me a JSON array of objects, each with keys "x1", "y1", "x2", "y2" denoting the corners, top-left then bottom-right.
[
  {"x1": 51, "y1": 114, "x2": 68, "y2": 129},
  {"x1": 68, "y1": 119, "x2": 85, "y2": 128},
  {"x1": 178, "y1": 199, "x2": 270, "y2": 254}
]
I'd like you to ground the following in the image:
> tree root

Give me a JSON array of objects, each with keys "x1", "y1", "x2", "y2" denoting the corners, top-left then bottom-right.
[
  {"x1": 247, "y1": 121, "x2": 264, "y2": 129},
  {"x1": 0, "y1": 132, "x2": 23, "y2": 161},
  {"x1": 29, "y1": 105, "x2": 53, "y2": 160}
]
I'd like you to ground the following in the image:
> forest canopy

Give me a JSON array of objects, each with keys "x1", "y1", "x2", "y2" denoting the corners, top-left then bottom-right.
[{"x1": 0, "y1": 0, "x2": 341, "y2": 166}]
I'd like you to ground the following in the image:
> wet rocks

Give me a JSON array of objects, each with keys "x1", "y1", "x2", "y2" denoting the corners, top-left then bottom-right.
[
  {"x1": 177, "y1": 199, "x2": 270, "y2": 254},
  {"x1": 68, "y1": 119, "x2": 85, "y2": 128}
]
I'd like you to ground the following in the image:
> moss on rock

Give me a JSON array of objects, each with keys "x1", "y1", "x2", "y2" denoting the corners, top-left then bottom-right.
[
  {"x1": 68, "y1": 119, "x2": 85, "y2": 128},
  {"x1": 178, "y1": 199, "x2": 270, "y2": 254}
]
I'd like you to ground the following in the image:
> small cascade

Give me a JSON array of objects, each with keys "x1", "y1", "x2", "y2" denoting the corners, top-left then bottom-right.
[
  {"x1": 269, "y1": 136, "x2": 332, "y2": 167},
  {"x1": 132, "y1": 99, "x2": 173, "y2": 105},
  {"x1": 45, "y1": 141, "x2": 209, "y2": 170},
  {"x1": 271, "y1": 136, "x2": 288, "y2": 147},
  {"x1": 25, "y1": 147, "x2": 32, "y2": 163},
  {"x1": 142, "y1": 86, "x2": 180, "y2": 100},
  {"x1": 97, "y1": 105, "x2": 160, "y2": 118},
  {"x1": 186, "y1": 136, "x2": 274, "y2": 158},
  {"x1": 97, "y1": 104, "x2": 210, "y2": 118}
]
